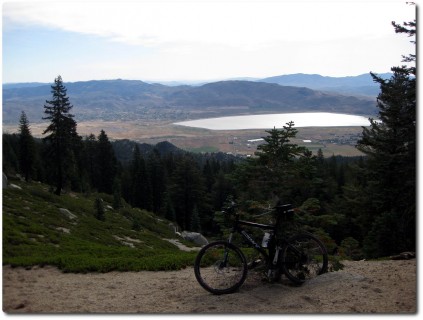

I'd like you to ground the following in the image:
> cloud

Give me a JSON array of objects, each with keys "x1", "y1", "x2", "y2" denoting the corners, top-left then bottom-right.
[
  {"x1": 2, "y1": 1, "x2": 416, "y2": 82},
  {"x1": 3, "y1": 1, "x2": 415, "y2": 49}
]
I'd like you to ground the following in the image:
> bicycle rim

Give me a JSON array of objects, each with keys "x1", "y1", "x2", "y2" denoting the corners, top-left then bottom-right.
[
  {"x1": 281, "y1": 233, "x2": 328, "y2": 285},
  {"x1": 194, "y1": 241, "x2": 248, "y2": 294}
]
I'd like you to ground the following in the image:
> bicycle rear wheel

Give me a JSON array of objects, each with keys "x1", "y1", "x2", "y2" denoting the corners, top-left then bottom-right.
[
  {"x1": 194, "y1": 241, "x2": 248, "y2": 295},
  {"x1": 281, "y1": 233, "x2": 328, "y2": 285}
]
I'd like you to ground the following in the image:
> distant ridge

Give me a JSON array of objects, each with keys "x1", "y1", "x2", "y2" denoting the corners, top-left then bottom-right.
[
  {"x1": 3, "y1": 82, "x2": 48, "y2": 89},
  {"x1": 260, "y1": 73, "x2": 392, "y2": 96},
  {"x1": 2, "y1": 77, "x2": 376, "y2": 125}
]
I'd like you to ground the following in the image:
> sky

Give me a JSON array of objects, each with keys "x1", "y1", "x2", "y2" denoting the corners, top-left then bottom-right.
[{"x1": 1, "y1": 0, "x2": 416, "y2": 83}]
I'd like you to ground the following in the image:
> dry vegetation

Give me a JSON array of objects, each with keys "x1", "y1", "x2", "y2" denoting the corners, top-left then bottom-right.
[{"x1": 3, "y1": 120, "x2": 365, "y2": 157}]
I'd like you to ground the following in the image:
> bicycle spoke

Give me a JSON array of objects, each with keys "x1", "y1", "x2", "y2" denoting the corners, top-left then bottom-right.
[
  {"x1": 282, "y1": 234, "x2": 328, "y2": 284},
  {"x1": 194, "y1": 241, "x2": 248, "y2": 294}
]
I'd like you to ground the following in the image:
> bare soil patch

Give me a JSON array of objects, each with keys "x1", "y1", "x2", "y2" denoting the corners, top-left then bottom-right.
[{"x1": 2, "y1": 259, "x2": 416, "y2": 313}]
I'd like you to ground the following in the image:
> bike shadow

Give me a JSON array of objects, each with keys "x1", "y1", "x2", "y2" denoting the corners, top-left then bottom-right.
[{"x1": 241, "y1": 270, "x2": 300, "y2": 293}]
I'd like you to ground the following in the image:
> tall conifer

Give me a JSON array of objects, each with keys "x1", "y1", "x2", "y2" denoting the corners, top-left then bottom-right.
[
  {"x1": 356, "y1": 17, "x2": 416, "y2": 257},
  {"x1": 43, "y1": 75, "x2": 79, "y2": 195},
  {"x1": 18, "y1": 111, "x2": 35, "y2": 182}
]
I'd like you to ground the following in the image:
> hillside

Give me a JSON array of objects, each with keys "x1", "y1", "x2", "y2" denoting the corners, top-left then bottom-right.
[
  {"x1": 2, "y1": 178, "x2": 198, "y2": 272},
  {"x1": 2, "y1": 79, "x2": 375, "y2": 125}
]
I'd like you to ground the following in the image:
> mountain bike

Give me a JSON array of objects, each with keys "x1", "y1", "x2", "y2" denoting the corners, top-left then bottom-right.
[{"x1": 194, "y1": 201, "x2": 328, "y2": 294}]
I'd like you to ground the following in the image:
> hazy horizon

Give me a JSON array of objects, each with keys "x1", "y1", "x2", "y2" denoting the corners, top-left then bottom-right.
[
  {"x1": 2, "y1": 0, "x2": 415, "y2": 83},
  {"x1": 2, "y1": 71, "x2": 394, "y2": 86}
]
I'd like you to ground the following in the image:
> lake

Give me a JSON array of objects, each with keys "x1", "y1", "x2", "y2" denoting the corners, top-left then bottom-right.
[{"x1": 174, "y1": 112, "x2": 371, "y2": 130}]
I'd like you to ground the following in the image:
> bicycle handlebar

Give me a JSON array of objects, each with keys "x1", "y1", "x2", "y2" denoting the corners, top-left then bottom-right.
[{"x1": 222, "y1": 201, "x2": 294, "y2": 218}]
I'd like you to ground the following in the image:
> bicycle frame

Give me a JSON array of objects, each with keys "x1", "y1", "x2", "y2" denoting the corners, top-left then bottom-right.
[
  {"x1": 226, "y1": 212, "x2": 305, "y2": 272},
  {"x1": 227, "y1": 213, "x2": 276, "y2": 263}
]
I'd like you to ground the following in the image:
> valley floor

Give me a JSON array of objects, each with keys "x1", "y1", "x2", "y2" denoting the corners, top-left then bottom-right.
[
  {"x1": 2, "y1": 259, "x2": 416, "y2": 313},
  {"x1": 3, "y1": 120, "x2": 365, "y2": 157}
]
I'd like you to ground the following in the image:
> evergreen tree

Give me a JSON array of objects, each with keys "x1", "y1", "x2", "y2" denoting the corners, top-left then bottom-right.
[
  {"x1": 42, "y1": 75, "x2": 79, "y2": 195},
  {"x1": 18, "y1": 111, "x2": 35, "y2": 182},
  {"x1": 2, "y1": 133, "x2": 19, "y2": 175},
  {"x1": 112, "y1": 178, "x2": 123, "y2": 209},
  {"x1": 203, "y1": 160, "x2": 215, "y2": 193},
  {"x1": 356, "y1": 18, "x2": 416, "y2": 257},
  {"x1": 169, "y1": 156, "x2": 208, "y2": 230},
  {"x1": 211, "y1": 171, "x2": 236, "y2": 211},
  {"x1": 190, "y1": 205, "x2": 202, "y2": 232},
  {"x1": 95, "y1": 130, "x2": 117, "y2": 194},
  {"x1": 94, "y1": 198, "x2": 105, "y2": 221},
  {"x1": 256, "y1": 121, "x2": 305, "y2": 167},
  {"x1": 234, "y1": 121, "x2": 313, "y2": 204},
  {"x1": 130, "y1": 145, "x2": 152, "y2": 210},
  {"x1": 146, "y1": 148, "x2": 167, "y2": 213},
  {"x1": 82, "y1": 134, "x2": 98, "y2": 189},
  {"x1": 161, "y1": 192, "x2": 176, "y2": 222}
]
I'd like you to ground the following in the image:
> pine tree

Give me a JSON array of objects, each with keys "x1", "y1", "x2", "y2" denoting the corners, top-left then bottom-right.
[
  {"x1": 96, "y1": 130, "x2": 117, "y2": 194},
  {"x1": 18, "y1": 111, "x2": 35, "y2": 182},
  {"x1": 83, "y1": 134, "x2": 98, "y2": 189},
  {"x1": 190, "y1": 205, "x2": 202, "y2": 232},
  {"x1": 356, "y1": 17, "x2": 416, "y2": 257},
  {"x1": 241, "y1": 121, "x2": 310, "y2": 202},
  {"x1": 130, "y1": 145, "x2": 152, "y2": 210},
  {"x1": 94, "y1": 198, "x2": 105, "y2": 221},
  {"x1": 112, "y1": 178, "x2": 123, "y2": 209},
  {"x1": 146, "y1": 148, "x2": 167, "y2": 213},
  {"x1": 255, "y1": 121, "x2": 305, "y2": 167},
  {"x1": 161, "y1": 192, "x2": 176, "y2": 222},
  {"x1": 169, "y1": 156, "x2": 207, "y2": 230},
  {"x1": 42, "y1": 75, "x2": 79, "y2": 195}
]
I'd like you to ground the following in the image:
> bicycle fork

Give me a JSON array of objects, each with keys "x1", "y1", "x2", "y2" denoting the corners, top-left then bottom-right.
[{"x1": 218, "y1": 233, "x2": 235, "y2": 269}]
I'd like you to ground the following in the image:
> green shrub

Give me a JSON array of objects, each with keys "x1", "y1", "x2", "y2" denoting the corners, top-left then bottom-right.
[{"x1": 3, "y1": 181, "x2": 198, "y2": 273}]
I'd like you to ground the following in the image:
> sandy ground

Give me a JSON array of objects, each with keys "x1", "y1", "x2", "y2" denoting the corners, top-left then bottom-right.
[{"x1": 2, "y1": 259, "x2": 416, "y2": 314}]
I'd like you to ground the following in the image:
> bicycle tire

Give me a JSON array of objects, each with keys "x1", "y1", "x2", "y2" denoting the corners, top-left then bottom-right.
[
  {"x1": 194, "y1": 241, "x2": 248, "y2": 295},
  {"x1": 281, "y1": 233, "x2": 328, "y2": 285}
]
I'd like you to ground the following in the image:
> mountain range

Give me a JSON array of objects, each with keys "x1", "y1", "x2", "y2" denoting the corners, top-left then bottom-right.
[
  {"x1": 260, "y1": 72, "x2": 391, "y2": 96},
  {"x1": 2, "y1": 73, "x2": 380, "y2": 125}
]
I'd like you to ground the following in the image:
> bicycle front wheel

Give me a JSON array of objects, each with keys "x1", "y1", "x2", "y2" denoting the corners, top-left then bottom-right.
[
  {"x1": 194, "y1": 241, "x2": 248, "y2": 295},
  {"x1": 281, "y1": 233, "x2": 328, "y2": 285}
]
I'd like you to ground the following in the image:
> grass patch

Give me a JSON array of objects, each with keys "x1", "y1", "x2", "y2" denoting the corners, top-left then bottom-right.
[{"x1": 185, "y1": 146, "x2": 219, "y2": 153}]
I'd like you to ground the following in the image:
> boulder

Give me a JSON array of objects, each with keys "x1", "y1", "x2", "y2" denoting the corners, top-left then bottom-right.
[
  {"x1": 390, "y1": 252, "x2": 416, "y2": 260},
  {"x1": 59, "y1": 208, "x2": 77, "y2": 220},
  {"x1": 9, "y1": 184, "x2": 22, "y2": 190},
  {"x1": 180, "y1": 231, "x2": 208, "y2": 246}
]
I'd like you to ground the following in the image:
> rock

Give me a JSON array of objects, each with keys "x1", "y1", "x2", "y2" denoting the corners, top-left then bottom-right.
[
  {"x1": 180, "y1": 231, "x2": 208, "y2": 246},
  {"x1": 390, "y1": 252, "x2": 416, "y2": 260},
  {"x1": 168, "y1": 223, "x2": 180, "y2": 234},
  {"x1": 162, "y1": 238, "x2": 201, "y2": 252},
  {"x1": 56, "y1": 227, "x2": 71, "y2": 234},
  {"x1": 9, "y1": 184, "x2": 22, "y2": 190},
  {"x1": 59, "y1": 208, "x2": 77, "y2": 220}
]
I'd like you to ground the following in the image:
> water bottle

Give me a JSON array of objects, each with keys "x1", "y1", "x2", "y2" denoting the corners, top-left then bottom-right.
[{"x1": 262, "y1": 232, "x2": 270, "y2": 248}]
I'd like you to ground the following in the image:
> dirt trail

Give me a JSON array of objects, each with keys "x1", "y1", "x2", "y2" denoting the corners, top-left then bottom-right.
[{"x1": 2, "y1": 259, "x2": 416, "y2": 313}]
